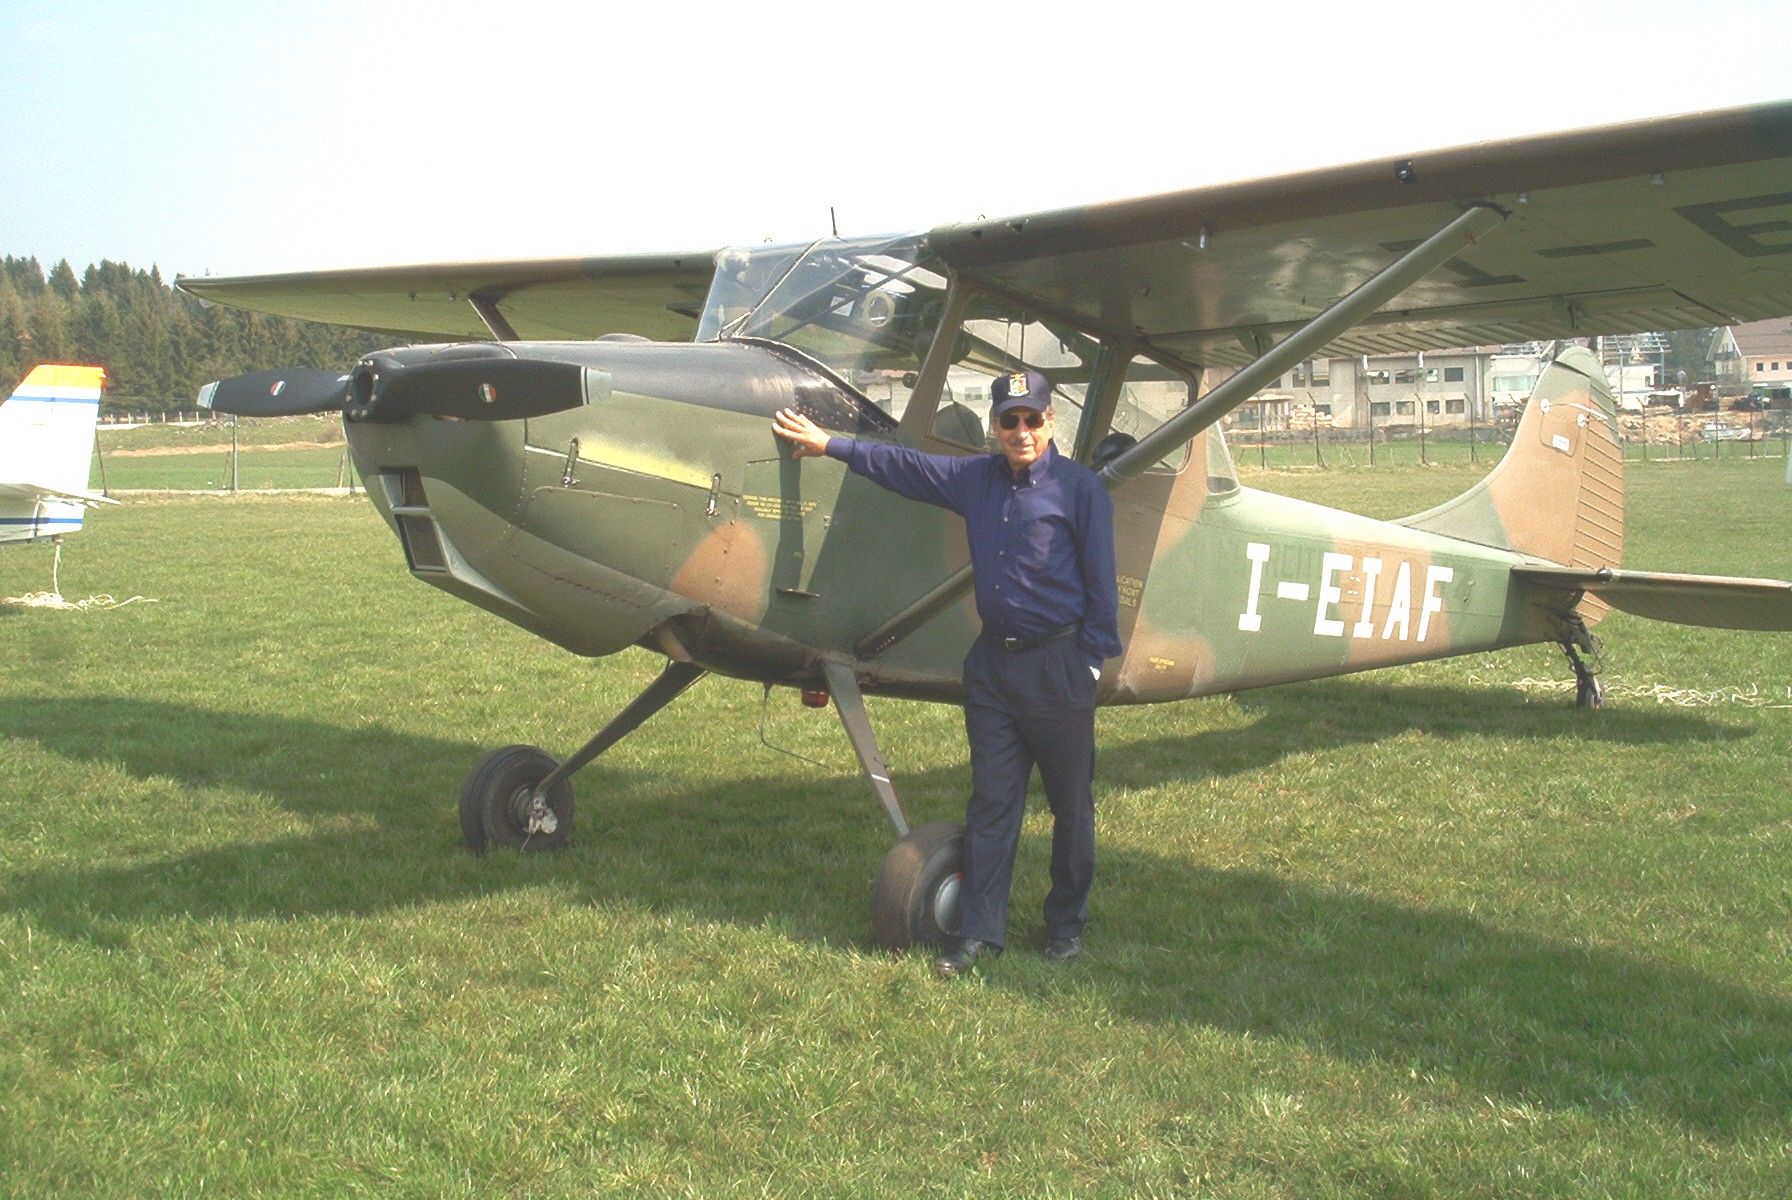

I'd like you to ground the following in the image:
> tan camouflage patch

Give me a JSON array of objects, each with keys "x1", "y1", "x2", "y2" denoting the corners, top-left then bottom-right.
[{"x1": 669, "y1": 518, "x2": 770, "y2": 625}]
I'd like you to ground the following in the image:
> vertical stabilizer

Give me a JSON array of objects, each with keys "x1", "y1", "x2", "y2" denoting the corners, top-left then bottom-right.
[
  {"x1": 1400, "y1": 347, "x2": 1624, "y2": 616},
  {"x1": 0, "y1": 364, "x2": 109, "y2": 545}
]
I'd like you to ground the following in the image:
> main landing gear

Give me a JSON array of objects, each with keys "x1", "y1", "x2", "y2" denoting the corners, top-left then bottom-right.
[
  {"x1": 457, "y1": 655, "x2": 963, "y2": 951},
  {"x1": 818, "y1": 661, "x2": 965, "y2": 951}
]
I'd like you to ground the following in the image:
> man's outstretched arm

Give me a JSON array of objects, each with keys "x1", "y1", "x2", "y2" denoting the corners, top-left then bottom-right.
[{"x1": 772, "y1": 408, "x2": 976, "y2": 514}]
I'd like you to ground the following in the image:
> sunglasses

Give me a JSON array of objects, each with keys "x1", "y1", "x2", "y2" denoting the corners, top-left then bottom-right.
[{"x1": 997, "y1": 410, "x2": 1049, "y2": 430}]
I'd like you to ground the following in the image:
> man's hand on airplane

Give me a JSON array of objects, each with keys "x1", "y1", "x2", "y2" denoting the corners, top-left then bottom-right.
[{"x1": 773, "y1": 408, "x2": 831, "y2": 458}]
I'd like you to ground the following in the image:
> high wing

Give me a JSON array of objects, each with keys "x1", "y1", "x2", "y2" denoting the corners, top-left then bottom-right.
[
  {"x1": 928, "y1": 101, "x2": 1792, "y2": 370},
  {"x1": 1513, "y1": 564, "x2": 1792, "y2": 632},
  {"x1": 0, "y1": 480, "x2": 118, "y2": 508},
  {"x1": 176, "y1": 252, "x2": 717, "y2": 342}
]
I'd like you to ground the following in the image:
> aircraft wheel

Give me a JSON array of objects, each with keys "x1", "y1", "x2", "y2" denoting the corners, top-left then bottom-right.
[
  {"x1": 1575, "y1": 673, "x2": 1605, "y2": 709},
  {"x1": 871, "y1": 821, "x2": 965, "y2": 951},
  {"x1": 458, "y1": 744, "x2": 573, "y2": 853}
]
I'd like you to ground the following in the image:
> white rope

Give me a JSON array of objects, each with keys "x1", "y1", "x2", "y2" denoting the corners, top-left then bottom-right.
[
  {"x1": 1470, "y1": 671, "x2": 1791, "y2": 709},
  {"x1": 2, "y1": 540, "x2": 155, "y2": 612}
]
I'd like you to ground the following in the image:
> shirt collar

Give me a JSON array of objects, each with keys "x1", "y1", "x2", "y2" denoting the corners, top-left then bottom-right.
[{"x1": 1002, "y1": 440, "x2": 1057, "y2": 485}]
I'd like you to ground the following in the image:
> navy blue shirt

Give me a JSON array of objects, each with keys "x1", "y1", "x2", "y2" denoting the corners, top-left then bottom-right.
[{"x1": 825, "y1": 437, "x2": 1122, "y2": 669}]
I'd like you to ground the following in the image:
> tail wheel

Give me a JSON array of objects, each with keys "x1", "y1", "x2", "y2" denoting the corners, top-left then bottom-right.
[
  {"x1": 459, "y1": 744, "x2": 573, "y2": 853},
  {"x1": 871, "y1": 821, "x2": 965, "y2": 951}
]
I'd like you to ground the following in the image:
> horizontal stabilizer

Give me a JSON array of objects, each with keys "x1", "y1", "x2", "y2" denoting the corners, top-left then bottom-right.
[
  {"x1": 1513, "y1": 563, "x2": 1792, "y2": 631},
  {"x1": 0, "y1": 480, "x2": 119, "y2": 507}
]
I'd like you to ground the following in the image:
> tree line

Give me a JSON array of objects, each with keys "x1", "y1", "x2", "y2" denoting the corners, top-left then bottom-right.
[{"x1": 1, "y1": 255, "x2": 387, "y2": 414}]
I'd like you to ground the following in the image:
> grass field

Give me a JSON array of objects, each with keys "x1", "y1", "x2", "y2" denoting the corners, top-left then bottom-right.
[{"x1": 3, "y1": 458, "x2": 1789, "y2": 1197}]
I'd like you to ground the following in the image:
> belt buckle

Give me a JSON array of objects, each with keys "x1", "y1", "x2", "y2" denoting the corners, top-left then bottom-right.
[{"x1": 1001, "y1": 635, "x2": 1023, "y2": 651}]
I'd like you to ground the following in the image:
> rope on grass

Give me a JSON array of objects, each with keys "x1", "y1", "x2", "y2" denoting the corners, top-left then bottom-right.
[
  {"x1": 1476, "y1": 673, "x2": 1791, "y2": 709},
  {"x1": 1, "y1": 541, "x2": 155, "y2": 612}
]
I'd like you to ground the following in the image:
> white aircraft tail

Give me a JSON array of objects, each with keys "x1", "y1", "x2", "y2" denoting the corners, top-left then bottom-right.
[{"x1": 0, "y1": 364, "x2": 112, "y2": 545}]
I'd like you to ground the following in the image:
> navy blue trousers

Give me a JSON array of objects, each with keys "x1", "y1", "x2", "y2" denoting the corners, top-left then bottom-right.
[{"x1": 957, "y1": 633, "x2": 1098, "y2": 948}]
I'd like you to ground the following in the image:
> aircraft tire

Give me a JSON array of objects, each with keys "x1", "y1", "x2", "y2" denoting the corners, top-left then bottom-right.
[
  {"x1": 871, "y1": 821, "x2": 965, "y2": 951},
  {"x1": 458, "y1": 744, "x2": 574, "y2": 853}
]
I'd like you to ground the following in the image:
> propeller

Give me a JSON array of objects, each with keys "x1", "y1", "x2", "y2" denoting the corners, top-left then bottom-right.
[
  {"x1": 197, "y1": 368, "x2": 352, "y2": 417},
  {"x1": 196, "y1": 345, "x2": 601, "y2": 423}
]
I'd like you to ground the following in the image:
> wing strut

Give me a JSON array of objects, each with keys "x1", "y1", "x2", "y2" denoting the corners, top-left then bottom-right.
[
  {"x1": 469, "y1": 294, "x2": 520, "y2": 342},
  {"x1": 854, "y1": 203, "x2": 1509, "y2": 659},
  {"x1": 1099, "y1": 203, "x2": 1505, "y2": 486}
]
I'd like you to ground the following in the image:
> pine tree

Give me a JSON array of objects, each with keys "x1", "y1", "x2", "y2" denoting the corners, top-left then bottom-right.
[{"x1": 47, "y1": 259, "x2": 80, "y2": 303}]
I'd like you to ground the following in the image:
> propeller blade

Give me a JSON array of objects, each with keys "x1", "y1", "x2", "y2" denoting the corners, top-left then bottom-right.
[
  {"x1": 197, "y1": 368, "x2": 352, "y2": 417},
  {"x1": 355, "y1": 356, "x2": 590, "y2": 423}
]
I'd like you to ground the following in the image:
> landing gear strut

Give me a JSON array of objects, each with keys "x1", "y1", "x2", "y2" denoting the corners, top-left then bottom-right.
[
  {"x1": 820, "y1": 660, "x2": 965, "y2": 950},
  {"x1": 459, "y1": 652, "x2": 961, "y2": 951},
  {"x1": 1559, "y1": 616, "x2": 1604, "y2": 709},
  {"x1": 458, "y1": 659, "x2": 708, "y2": 853}
]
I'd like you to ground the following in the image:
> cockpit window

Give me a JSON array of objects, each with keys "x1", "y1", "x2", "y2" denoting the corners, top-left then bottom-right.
[
  {"x1": 930, "y1": 301, "x2": 1097, "y2": 450},
  {"x1": 700, "y1": 233, "x2": 948, "y2": 425},
  {"x1": 1110, "y1": 355, "x2": 1238, "y2": 493}
]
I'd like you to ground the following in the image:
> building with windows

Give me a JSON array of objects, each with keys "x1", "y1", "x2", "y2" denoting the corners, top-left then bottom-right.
[
  {"x1": 1713, "y1": 318, "x2": 1792, "y2": 394},
  {"x1": 1229, "y1": 349, "x2": 1495, "y2": 432}
]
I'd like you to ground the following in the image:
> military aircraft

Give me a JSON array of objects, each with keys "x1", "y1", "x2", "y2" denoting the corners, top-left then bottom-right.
[
  {"x1": 181, "y1": 102, "x2": 1792, "y2": 949},
  {"x1": 0, "y1": 364, "x2": 117, "y2": 546}
]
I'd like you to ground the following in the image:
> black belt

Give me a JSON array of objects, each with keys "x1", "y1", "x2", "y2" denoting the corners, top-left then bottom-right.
[{"x1": 989, "y1": 623, "x2": 1079, "y2": 652}]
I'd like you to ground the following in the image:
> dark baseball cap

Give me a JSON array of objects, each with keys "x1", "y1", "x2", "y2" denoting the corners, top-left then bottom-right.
[{"x1": 990, "y1": 369, "x2": 1051, "y2": 417}]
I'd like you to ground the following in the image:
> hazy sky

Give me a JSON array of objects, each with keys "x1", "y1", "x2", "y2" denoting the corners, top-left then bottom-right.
[{"x1": 4, "y1": 0, "x2": 1786, "y2": 280}]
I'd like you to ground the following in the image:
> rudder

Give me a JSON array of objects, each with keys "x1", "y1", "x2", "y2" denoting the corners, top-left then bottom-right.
[
  {"x1": 0, "y1": 364, "x2": 108, "y2": 544},
  {"x1": 1400, "y1": 347, "x2": 1624, "y2": 579}
]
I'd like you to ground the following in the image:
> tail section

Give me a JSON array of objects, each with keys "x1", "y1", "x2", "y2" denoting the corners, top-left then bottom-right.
[
  {"x1": 0, "y1": 364, "x2": 112, "y2": 545},
  {"x1": 1400, "y1": 347, "x2": 1624, "y2": 617}
]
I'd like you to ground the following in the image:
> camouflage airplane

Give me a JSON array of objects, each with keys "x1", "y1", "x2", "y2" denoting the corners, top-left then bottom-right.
[
  {"x1": 0, "y1": 365, "x2": 117, "y2": 546},
  {"x1": 182, "y1": 102, "x2": 1792, "y2": 949}
]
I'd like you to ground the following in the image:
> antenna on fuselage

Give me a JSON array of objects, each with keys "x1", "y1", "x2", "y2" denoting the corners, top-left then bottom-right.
[{"x1": 830, "y1": 207, "x2": 839, "y2": 238}]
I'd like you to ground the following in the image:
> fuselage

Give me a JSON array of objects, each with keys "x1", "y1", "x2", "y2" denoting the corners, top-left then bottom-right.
[{"x1": 343, "y1": 338, "x2": 1559, "y2": 705}]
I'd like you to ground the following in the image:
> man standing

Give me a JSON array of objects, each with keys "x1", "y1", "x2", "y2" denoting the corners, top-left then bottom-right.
[{"x1": 772, "y1": 369, "x2": 1121, "y2": 978}]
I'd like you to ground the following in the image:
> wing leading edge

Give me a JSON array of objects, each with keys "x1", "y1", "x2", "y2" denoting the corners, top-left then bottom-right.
[
  {"x1": 176, "y1": 252, "x2": 718, "y2": 342},
  {"x1": 929, "y1": 101, "x2": 1792, "y2": 369}
]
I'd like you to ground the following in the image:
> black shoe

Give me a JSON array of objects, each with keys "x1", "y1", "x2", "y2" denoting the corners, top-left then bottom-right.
[
  {"x1": 933, "y1": 938, "x2": 1001, "y2": 979},
  {"x1": 1042, "y1": 935, "x2": 1082, "y2": 963}
]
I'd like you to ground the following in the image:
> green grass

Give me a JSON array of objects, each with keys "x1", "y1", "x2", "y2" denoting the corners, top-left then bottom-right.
[{"x1": 2, "y1": 460, "x2": 1789, "y2": 1197}]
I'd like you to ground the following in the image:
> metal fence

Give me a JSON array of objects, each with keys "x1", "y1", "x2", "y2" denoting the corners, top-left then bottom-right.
[{"x1": 1228, "y1": 409, "x2": 1792, "y2": 471}]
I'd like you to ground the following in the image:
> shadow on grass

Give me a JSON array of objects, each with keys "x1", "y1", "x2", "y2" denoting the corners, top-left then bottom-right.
[
  {"x1": 3, "y1": 687, "x2": 1781, "y2": 1137},
  {"x1": 1100, "y1": 676, "x2": 1750, "y2": 792}
]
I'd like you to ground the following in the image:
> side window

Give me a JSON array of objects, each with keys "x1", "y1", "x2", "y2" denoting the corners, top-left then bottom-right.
[
  {"x1": 930, "y1": 295, "x2": 1095, "y2": 450},
  {"x1": 1109, "y1": 357, "x2": 1193, "y2": 473},
  {"x1": 1102, "y1": 355, "x2": 1236, "y2": 493}
]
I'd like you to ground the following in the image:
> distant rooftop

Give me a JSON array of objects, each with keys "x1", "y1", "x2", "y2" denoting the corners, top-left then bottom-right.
[{"x1": 1729, "y1": 317, "x2": 1792, "y2": 358}]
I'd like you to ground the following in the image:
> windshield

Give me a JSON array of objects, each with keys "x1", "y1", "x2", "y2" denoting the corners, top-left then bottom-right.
[{"x1": 699, "y1": 233, "x2": 948, "y2": 422}]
